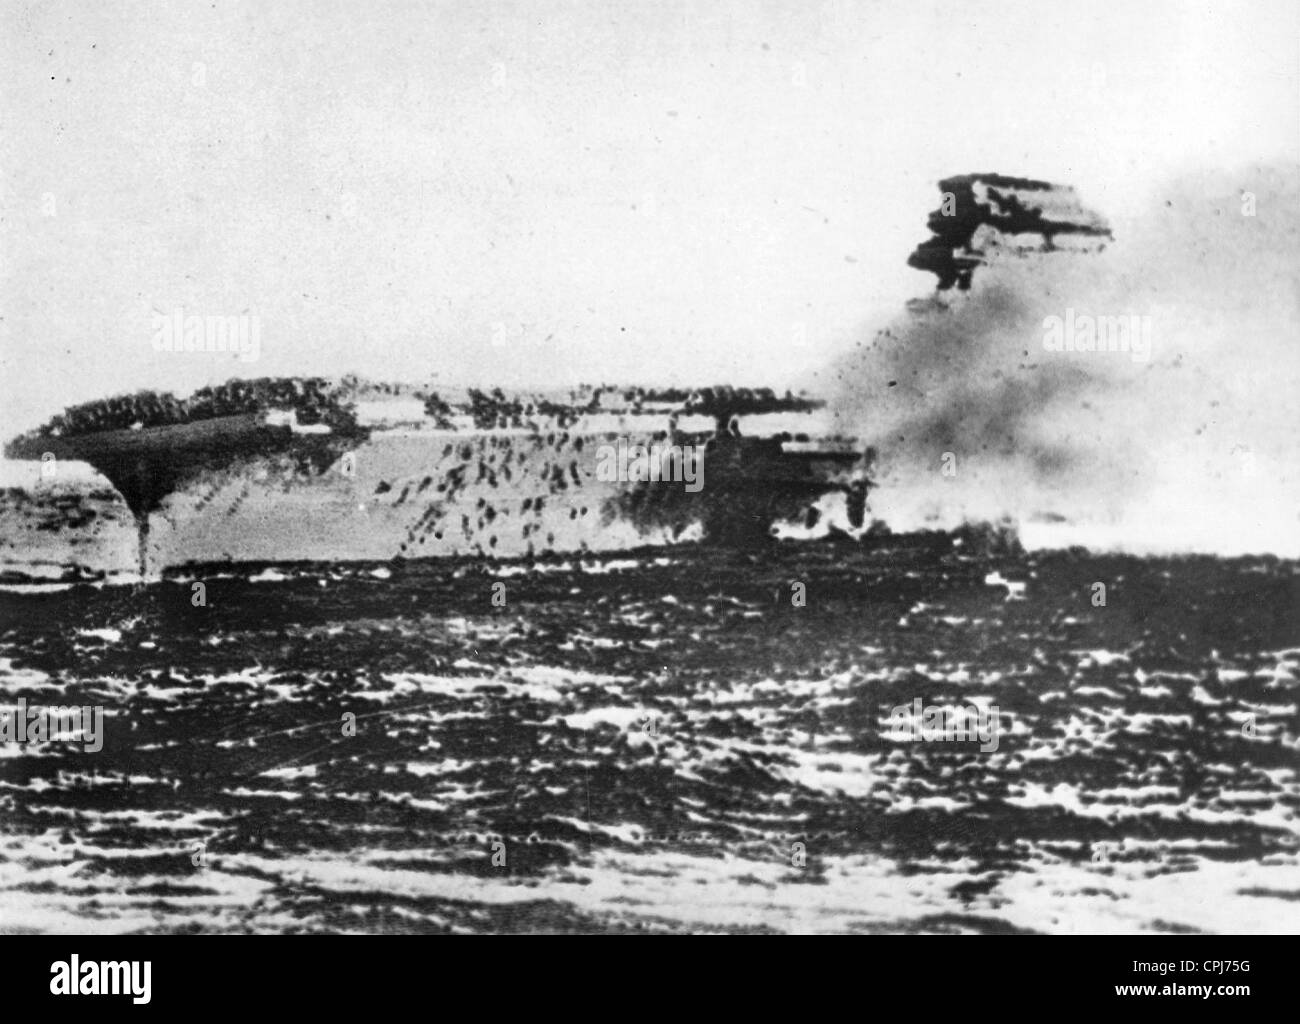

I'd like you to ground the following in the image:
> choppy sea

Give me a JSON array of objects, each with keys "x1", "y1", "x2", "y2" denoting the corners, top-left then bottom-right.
[{"x1": 1, "y1": 542, "x2": 1297, "y2": 933}]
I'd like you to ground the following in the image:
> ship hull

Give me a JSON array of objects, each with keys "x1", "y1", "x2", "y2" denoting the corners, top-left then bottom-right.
[{"x1": 2, "y1": 409, "x2": 868, "y2": 580}]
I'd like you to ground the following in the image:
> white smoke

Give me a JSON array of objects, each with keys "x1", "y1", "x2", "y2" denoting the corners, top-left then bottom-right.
[{"x1": 832, "y1": 165, "x2": 1300, "y2": 556}]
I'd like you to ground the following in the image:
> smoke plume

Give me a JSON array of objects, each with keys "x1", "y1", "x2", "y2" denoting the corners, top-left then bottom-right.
[{"x1": 832, "y1": 165, "x2": 1300, "y2": 556}]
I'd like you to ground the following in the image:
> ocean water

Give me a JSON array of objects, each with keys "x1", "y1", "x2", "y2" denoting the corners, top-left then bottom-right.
[{"x1": 0, "y1": 542, "x2": 1296, "y2": 934}]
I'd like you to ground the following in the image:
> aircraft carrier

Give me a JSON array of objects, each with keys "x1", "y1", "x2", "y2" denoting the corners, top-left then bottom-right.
[
  {"x1": 0, "y1": 172, "x2": 1116, "y2": 583},
  {"x1": 2, "y1": 379, "x2": 872, "y2": 580}
]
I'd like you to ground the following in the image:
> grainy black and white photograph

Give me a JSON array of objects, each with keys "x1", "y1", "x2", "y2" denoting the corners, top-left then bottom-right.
[{"x1": 0, "y1": 0, "x2": 1297, "y2": 954}]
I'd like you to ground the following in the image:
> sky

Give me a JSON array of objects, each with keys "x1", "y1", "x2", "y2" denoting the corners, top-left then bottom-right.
[{"x1": 2, "y1": 0, "x2": 1298, "y2": 437}]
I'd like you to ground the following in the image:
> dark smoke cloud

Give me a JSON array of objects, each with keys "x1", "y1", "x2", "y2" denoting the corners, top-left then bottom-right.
[{"x1": 831, "y1": 165, "x2": 1300, "y2": 555}]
